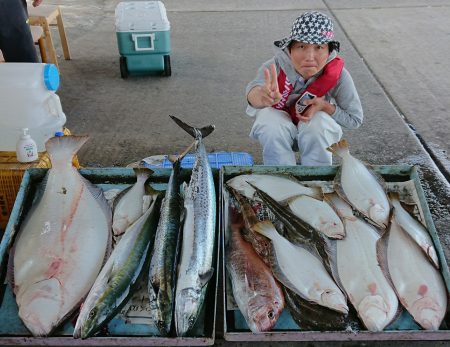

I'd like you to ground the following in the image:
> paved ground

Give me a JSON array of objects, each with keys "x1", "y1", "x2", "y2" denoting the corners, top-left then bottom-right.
[{"x1": 9, "y1": 0, "x2": 450, "y2": 345}]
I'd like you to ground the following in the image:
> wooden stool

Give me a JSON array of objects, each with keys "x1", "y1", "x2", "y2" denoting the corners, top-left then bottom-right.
[
  {"x1": 28, "y1": 4, "x2": 71, "y2": 69},
  {"x1": 30, "y1": 25, "x2": 47, "y2": 63}
]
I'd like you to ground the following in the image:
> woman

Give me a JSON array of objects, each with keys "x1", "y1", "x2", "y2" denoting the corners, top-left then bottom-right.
[
  {"x1": 246, "y1": 11, "x2": 363, "y2": 166},
  {"x1": 0, "y1": 0, "x2": 43, "y2": 62}
]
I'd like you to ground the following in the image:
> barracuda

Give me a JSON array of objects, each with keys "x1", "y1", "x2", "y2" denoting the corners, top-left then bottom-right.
[
  {"x1": 148, "y1": 142, "x2": 193, "y2": 336},
  {"x1": 170, "y1": 116, "x2": 216, "y2": 337}
]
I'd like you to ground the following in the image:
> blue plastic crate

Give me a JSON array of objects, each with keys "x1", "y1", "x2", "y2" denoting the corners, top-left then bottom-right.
[{"x1": 144, "y1": 152, "x2": 253, "y2": 169}]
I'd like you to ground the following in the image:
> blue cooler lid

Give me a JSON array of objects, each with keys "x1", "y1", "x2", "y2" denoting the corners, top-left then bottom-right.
[{"x1": 43, "y1": 64, "x2": 60, "y2": 91}]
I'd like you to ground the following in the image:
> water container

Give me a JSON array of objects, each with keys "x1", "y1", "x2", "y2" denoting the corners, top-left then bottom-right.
[{"x1": 0, "y1": 63, "x2": 66, "y2": 151}]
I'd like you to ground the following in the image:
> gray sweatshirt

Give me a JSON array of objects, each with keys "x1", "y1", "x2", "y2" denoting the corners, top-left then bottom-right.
[{"x1": 246, "y1": 47, "x2": 363, "y2": 129}]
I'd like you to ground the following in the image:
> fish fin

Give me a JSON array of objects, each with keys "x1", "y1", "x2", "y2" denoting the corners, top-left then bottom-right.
[
  {"x1": 82, "y1": 176, "x2": 112, "y2": 223},
  {"x1": 333, "y1": 166, "x2": 350, "y2": 206},
  {"x1": 133, "y1": 167, "x2": 153, "y2": 183},
  {"x1": 251, "y1": 220, "x2": 278, "y2": 240},
  {"x1": 283, "y1": 286, "x2": 354, "y2": 331},
  {"x1": 367, "y1": 165, "x2": 389, "y2": 192},
  {"x1": 228, "y1": 187, "x2": 259, "y2": 230},
  {"x1": 388, "y1": 192, "x2": 401, "y2": 201},
  {"x1": 179, "y1": 182, "x2": 188, "y2": 200},
  {"x1": 248, "y1": 182, "x2": 313, "y2": 241},
  {"x1": 376, "y1": 222, "x2": 405, "y2": 326},
  {"x1": 392, "y1": 206, "x2": 440, "y2": 270},
  {"x1": 325, "y1": 239, "x2": 347, "y2": 297},
  {"x1": 326, "y1": 139, "x2": 349, "y2": 157},
  {"x1": 167, "y1": 155, "x2": 178, "y2": 164},
  {"x1": 285, "y1": 193, "x2": 323, "y2": 205},
  {"x1": 179, "y1": 141, "x2": 197, "y2": 162},
  {"x1": 81, "y1": 176, "x2": 113, "y2": 257},
  {"x1": 323, "y1": 192, "x2": 349, "y2": 221},
  {"x1": 46, "y1": 135, "x2": 89, "y2": 167},
  {"x1": 199, "y1": 268, "x2": 214, "y2": 287},
  {"x1": 6, "y1": 242, "x2": 16, "y2": 291},
  {"x1": 145, "y1": 184, "x2": 161, "y2": 196},
  {"x1": 169, "y1": 115, "x2": 215, "y2": 139},
  {"x1": 32, "y1": 170, "x2": 50, "y2": 206},
  {"x1": 376, "y1": 220, "x2": 396, "y2": 289},
  {"x1": 148, "y1": 273, "x2": 160, "y2": 302}
]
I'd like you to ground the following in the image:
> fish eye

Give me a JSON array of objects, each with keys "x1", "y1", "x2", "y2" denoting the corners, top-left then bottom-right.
[
  {"x1": 88, "y1": 309, "x2": 96, "y2": 319},
  {"x1": 268, "y1": 310, "x2": 274, "y2": 320}
]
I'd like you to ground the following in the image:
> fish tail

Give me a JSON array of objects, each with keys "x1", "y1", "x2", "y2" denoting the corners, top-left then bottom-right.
[
  {"x1": 387, "y1": 192, "x2": 400, "y2": 202},
  {"x1": 46, "y1": 135, "x2": 89, "y2": 167},
  {"x1": 170, "y1": 115, "x2": 215, "y2": 139},
  {"x1": 326, "y1": 139, "x2": 349, "y2": 157},
  {"x1": 168, "y1": 140, "x2": 196, "y2": 167},
  {"x1": 133, "y1": 168, "x2": 154, "y2": 183},
  {"x1": 252, "y1": 220, "x2": 277, "y2": 240}
]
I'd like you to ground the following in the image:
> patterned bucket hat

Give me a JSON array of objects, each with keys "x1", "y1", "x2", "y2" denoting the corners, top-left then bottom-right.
[{"x1": 275, "y1": 11, "x2": 339, "y2": 49}]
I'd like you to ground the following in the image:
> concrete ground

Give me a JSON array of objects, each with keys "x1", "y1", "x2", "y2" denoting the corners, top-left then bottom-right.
[{"x1": 18, "y1": 0, "x2": 450, "y2": 345}]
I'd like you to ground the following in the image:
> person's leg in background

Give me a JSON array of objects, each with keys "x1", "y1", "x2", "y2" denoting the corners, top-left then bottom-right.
[
  {"x1": 0, "y1": 0, "x2": 39, "y2": 62},
  {"x1": 250, "y1": 107, "x2": 298, "y2": 165},
  {"x1": 297, "y1": 111, "x2": 343, "y2": 166}
]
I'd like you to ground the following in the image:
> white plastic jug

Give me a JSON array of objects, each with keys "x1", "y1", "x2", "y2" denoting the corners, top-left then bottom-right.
[{"x1": 0, "y1": 63, "x2": 66, "y2": 151}]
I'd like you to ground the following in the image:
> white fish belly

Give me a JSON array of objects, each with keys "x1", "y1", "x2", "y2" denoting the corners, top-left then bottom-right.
[
  {"x1": 13, "y1": 172, "x2": 110, "y2": 334},
  {"x1": 176, "y1": 201, "x2": 196, "y2": 293},
  {"x1": 387, "y1": 221, "x2": 447, "y2": 330},
  {"x1": 272, "y1": 232, "x2": 342, "y2": 309},
  {"x1": 341, "y1": 157, "x2": 389, "y2": 225},
  {"x1": 337, "y1": 219, "x2": 398, "y2": 331},
  {"x1": 392, "y1": 201, "x2": 439, "y2": 268},
  {"x1": 288, "y1": 196, "x2": 344, "y2": 239},
  {"x1": 113, "y1": 183, "x2": 145, "y2": 234},
  {"x1": 227, "y1": 174, "x2": 319, "y2": 201}
]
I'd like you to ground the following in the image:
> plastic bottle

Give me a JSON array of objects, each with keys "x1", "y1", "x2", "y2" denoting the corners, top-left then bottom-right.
[
  {"x1": 0, "y1": 63, "x2": 66, "y2": 151},
  {"x1": 16, "y1": 128, "x2": 38, "y2": 163}
]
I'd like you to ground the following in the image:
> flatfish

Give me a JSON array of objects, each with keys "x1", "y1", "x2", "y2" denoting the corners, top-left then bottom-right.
[
  {"x1": 9, "y1": 136, "x2": 112, "y2": 336},
  {"x1": 327, "y1": 139, "x2": 390, "y2": 228}
]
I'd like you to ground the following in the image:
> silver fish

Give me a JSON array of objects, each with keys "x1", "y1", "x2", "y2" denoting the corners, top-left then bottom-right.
[
  {"x1": 112, "y1": 167, "x2": 153, "y2": 236},
  {"x1": 389, "y1": 192, "x2": 439, "y2": 269},
  {"x1": 73, "y1": 196, "x2": 162, "y2": 339},
  {"x1": 253, "y1": 220, "x2": 348, "y2": 314},
  {"x1": 170, "y1": 116, "x2": 216, "y2": 337},
  {"x1": 327, "y1": 139, "x2": 390, "y2": 228},
  {"x1": 148, "y1": 143, "x2": 193, "y2": 336},
  {"x1": 9, "y1": 136, "x2": 111, "y2": 336},
  {"x1": 226, "y1": 174, "x2": 322, "y2": 202},
  {"x1": 377, "y1": 217, "x2": 447, "y2": 330},
  {"x1": 287, "y1": 195, "x2": 345, "y2": 239},
  {"x1": 327, "y1": 193, "x2": 399, "y2": 332}
]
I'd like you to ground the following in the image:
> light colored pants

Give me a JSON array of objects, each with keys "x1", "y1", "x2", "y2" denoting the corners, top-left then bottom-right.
[{"x1": 249, "y1": 107, "x2": 343, "y2": 166}]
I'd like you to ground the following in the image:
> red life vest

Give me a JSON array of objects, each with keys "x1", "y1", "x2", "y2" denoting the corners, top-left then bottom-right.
[{"x1": 273, "y1": 56, "x2": 344, "y2": 125}]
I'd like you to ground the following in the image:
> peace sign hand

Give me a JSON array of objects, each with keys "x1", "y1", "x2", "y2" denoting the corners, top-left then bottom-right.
[
  {"x1": 261, "y1": 64, "x2": 282, "y2": 106},
  {"x1": 247, "y1": 63, "x2": 282, "y2": 108}
]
